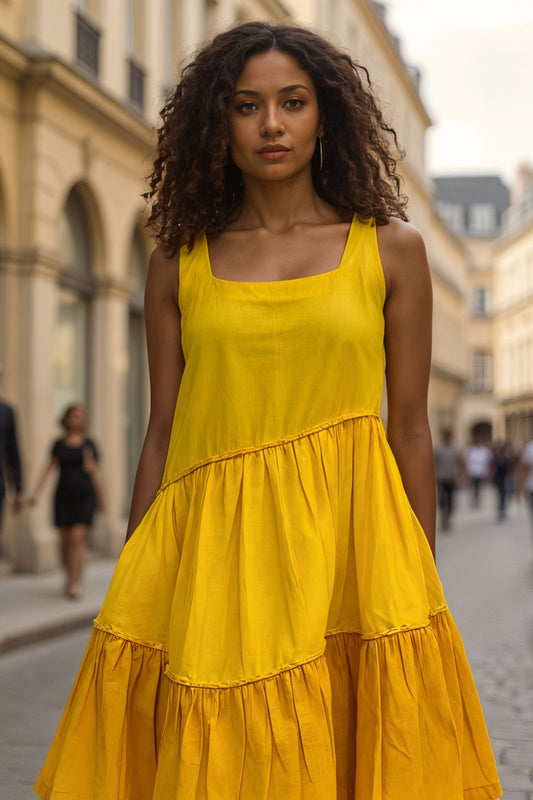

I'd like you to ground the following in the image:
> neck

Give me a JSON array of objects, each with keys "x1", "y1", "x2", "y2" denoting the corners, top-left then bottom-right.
[{"x1": 235, "y1": 168, "x2": 336, "y2": 233}]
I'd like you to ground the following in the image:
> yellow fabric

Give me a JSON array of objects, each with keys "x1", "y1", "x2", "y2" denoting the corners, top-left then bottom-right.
[{"x1": 35, "y1": 216, "x2": 502, "y2": 799}]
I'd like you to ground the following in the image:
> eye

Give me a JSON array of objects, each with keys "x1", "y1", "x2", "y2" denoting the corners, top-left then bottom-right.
[
  {"x1": 237, "y1": 102, "x2": 258, "y2": 113},
  {"x1": 285, "y1": 98, "x2": 305, "y2": 110}
]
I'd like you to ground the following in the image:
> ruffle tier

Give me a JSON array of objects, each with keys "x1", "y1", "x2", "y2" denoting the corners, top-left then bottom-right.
[
  {"x1": 35, "y1": 610, "x2": 501, "y2": 800},
  {"x1": 95, "y1": 414, "x2": 448, "y2": 685},
  {"x1": 35, "y1": 413, "x2": 501, "y2": 798}
]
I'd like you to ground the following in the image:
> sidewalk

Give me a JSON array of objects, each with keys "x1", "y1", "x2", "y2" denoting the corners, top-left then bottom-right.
[{"x1": 0, "y1": 556, "x2": 117, "y2": 654}]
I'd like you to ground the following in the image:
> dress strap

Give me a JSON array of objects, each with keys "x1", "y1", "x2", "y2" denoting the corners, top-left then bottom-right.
[
  {"x1": 346, "y1": 216, "x2": 386, "y2": 308},
  {"x1": 177, "y1": 234, "x2": 209, "y2": 311}
]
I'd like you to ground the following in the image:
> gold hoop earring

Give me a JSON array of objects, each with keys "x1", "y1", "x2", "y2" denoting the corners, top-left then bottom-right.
[{"x1": 318, "y1": 136, "x2": 324, "y2": 171}]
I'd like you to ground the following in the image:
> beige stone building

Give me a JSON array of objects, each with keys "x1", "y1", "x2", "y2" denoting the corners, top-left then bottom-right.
[
  {"x1": 0, "y1": 0, "x2": 467, "y2": 571},
  {"x1": 493, "y1": 164, "x2": 533, "y2": 445},
  {"x1": 434, "y1": 176, "x2": 510, "y2": 446},
  {"x1": 291, "y1": 0, "x2": 470, "y2": 437}
]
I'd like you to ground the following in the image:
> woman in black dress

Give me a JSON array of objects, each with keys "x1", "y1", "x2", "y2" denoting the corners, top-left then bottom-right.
[{"x1": 29, "y1": 404, "x2": 105, "y2": 598}]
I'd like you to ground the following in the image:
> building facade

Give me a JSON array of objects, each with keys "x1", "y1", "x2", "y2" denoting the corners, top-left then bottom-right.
[
  {"x1": 434, "y1": 175, "x2": 510, "y2": 445},
  {"x1": 286, "y1": 0, "x2": 470, "y2": 438},
  {"x1": 1, "y1": 0, "x2": 467, "y2": 571},
  {"x1": 493, "y1": 164, "x2": 533, "y2": 445}
]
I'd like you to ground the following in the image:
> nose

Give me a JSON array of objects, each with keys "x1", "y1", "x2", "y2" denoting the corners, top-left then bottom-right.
[{"x1": 260, "y1": 103, "x2": 285, "y2": 137}]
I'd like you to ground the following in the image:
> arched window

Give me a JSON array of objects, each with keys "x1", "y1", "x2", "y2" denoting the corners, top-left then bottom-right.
[
  {"x1": 126, "y1": 226, "x2": 148, "y2": 507},
  {"x1": 54, "y1": 186, "x2": 95, "y2": 420}
]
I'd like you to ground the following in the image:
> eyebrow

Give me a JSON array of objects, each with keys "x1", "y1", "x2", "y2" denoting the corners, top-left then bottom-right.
[{"x1": 233, "y1": 84, "x2": 312, "y2": 97}]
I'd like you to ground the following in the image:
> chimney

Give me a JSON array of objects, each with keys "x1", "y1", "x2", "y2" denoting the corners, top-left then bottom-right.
[{"x1": 511, "y1": 162, "x2": 533, "y2": 206}]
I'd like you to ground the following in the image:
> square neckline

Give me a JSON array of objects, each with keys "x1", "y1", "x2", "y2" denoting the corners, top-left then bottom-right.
[{"x1": 204, "y1": 214, "x2": 356, "y2": 286}]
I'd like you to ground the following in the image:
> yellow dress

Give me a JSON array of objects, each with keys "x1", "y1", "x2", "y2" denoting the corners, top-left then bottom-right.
[{"x1": 35, "y1": 216, "x2": 502, "y2": 800}]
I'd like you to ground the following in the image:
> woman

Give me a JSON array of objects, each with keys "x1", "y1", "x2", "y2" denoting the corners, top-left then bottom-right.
[
  {"x1": 35, "y1": 22, "x2": 502, "y2": 799},
  {"x1": 29, "y1": 403, "x2": 105, "y2": 598}
]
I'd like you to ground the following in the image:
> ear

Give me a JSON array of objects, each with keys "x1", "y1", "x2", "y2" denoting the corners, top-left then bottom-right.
[{"x1": 317, "y1": 115, "x2": 325, "y2": 139}]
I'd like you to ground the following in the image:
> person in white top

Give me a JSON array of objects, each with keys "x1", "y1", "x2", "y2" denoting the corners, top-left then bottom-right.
[{"x1": 464, "y1": 437, "x2": 492, "y2": 508}]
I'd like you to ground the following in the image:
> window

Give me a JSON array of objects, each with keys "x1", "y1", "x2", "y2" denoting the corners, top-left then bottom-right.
[
  {"x1": 437, "y1": 202, "x2": 464, "y2": 234},
  {"x1": 54, "y1": 187, "x2": 95, "y2": 418},
  {"x1": 471, "y1": 351, "x2": 493, "y2": 392},
  {"x1": 471, "y1": 286, "x2": 490, "y2": 316},
  {"x1": 126, "y1": 0, "x2": 145, "y2": 112},
  {"x1": 59, "y1": 189, "x2": 92, "y2": 274},
  {"x1": 53, "y1": 289, "x2": 90, "y2": 417},
  {"x1": 162, "y1": 0, "x2": 175, "y2": 87},
  {"x1": 469, "y1": 203, "x2": 496, "y2": 235},
  {"x1": 74, "y1": 2, "x2": 100, "y2": 76}
]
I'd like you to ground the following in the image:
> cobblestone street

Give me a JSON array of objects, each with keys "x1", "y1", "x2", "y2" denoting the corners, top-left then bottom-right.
[
  {"x1": 0, "y1": 484, "x2": 532, "y2": 798},
  {"x1": 437, "y1": 486, "x2": 533, "y2": 799}
]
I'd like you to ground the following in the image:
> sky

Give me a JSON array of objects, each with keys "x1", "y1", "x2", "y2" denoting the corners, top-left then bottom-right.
[{"x1": 384, "y1": 0, "x2": 533, "y2": 185}]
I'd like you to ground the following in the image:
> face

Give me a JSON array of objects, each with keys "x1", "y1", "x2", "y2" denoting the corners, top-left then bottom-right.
[
  {"x1": 229, "y1": 49, "x2": 323, "y2": 182},
  {"x1": 66, "y1": 406, "x2": 87, "y2": 432}
]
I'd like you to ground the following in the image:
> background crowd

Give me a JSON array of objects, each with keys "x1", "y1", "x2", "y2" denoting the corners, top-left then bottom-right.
[{"x1": 434, "y1": 427, "x2": 533, "y2": 531}]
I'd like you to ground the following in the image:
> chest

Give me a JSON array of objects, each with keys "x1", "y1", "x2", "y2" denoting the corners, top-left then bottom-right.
[
  {"x1": 207, "y1": 222, "x2": 351, "y2": 283},
  {"x1": 57, "y1": 444, "x2": 86, "y2": 468}
]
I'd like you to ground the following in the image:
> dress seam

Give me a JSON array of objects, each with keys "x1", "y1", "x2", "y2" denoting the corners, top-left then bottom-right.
[
  {"x1": 326, "y1": 604, "x2": 450, "y2": 640},
  {"x1": 158, "y1": 409, "x2": 381, "y2": 494},
  {"x1": 91, "y1": 607, "x2": 450, "y2": 685},
  {"x1": 163, "y1": 646, "x2": 326, "y2": 689},
  {"x1": 93, "y1": 620, "x2": 168, "y2": 652}
]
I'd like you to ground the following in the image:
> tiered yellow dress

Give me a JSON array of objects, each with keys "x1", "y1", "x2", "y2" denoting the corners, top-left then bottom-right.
[{"x1": 35, "y1": 216, "x2": 502, "y2": 800}]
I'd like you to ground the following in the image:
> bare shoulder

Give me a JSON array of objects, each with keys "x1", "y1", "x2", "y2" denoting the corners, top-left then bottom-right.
[
  {"x1": 375, "y1": 217, "x2": 429, "y2": 297},
  {"x1": 146, "y1": 243, "x2": 180, "y2": 306}
]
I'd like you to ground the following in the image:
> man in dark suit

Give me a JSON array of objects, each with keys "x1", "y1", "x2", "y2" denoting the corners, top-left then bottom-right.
[{"x1": 0, "y1": 366, "x2": 23, "y2": 559}]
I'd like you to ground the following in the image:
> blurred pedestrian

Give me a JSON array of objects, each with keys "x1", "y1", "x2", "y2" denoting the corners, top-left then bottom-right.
[
  {"x1": 489, "y1": 440, "x2": 513, "y2": 521},
  {"x1": 28, "y1": 403, "x2": 105, "y2": 598},
  {"x1": 504, "y1": 442, "x2": 519, "y2": 501},
  {"x1": 0, "y1": 363, "x2": 24, "y2": 561},
  {"x1": 464, "y1": 436, "x2": 492, "y2": 508},
  {"x1": 433, "y1": 428, "x2": 462, "y2": 530},
  {"x1": 519, "y1": 437, "x2": 533, "y2": 546}
]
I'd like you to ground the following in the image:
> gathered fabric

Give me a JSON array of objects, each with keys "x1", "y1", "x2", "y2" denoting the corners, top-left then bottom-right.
[{"x1": 35, "y1": 216, "x2": 501, "y2": 799}]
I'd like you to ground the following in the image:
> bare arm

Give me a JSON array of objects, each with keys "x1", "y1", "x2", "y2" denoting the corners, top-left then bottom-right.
[
  {"x1": 125, "y1": 245, "x2": 184, "y2": 542},
  {"x1": 82, "y1": 446, "x2": 106, "y2": 512},
  {"x1": 28, "y1": 458, "x2": 58, "y2": 505},
  {"x1": 378, "y1": 219, "x2": 436, "y2": 559}
]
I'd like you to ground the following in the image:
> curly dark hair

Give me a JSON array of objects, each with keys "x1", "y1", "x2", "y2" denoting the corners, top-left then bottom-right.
[{"x1": 144, "y1": 21, "x2": 409, "y2": 255}]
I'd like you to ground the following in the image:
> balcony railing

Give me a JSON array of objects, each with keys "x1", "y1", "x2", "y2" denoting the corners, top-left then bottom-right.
[
  {"x1": 75, "y1": 11, "x2": 100, "y2": 76},
  {"x1": 127, "y1": 57, "x2": 145, "y2": 113}
]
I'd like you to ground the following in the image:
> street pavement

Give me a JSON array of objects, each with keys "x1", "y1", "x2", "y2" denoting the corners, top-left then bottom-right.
[
  {"x1": 0, "y1": 485, "x2": 532, "y2": 798},
  {"x1": 1, "y1": 628, "x2": 90, "y2": 799},
  {"x1": 0, "y1": 556, "x2": 116, "y2": 654},
  {"x1": 436, "y1": 486, "x2": 533, "y2": 799}
]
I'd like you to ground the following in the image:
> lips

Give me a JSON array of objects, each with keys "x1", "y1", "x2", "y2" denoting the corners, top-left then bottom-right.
[{"x1": 257, "y1": 144, "x2": 290, "y2": 153}]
